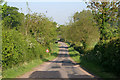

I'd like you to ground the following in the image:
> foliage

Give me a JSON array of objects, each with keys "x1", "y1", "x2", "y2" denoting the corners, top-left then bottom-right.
[
  {"x1": 2, "y1": 2, "x2": 58, "y2": 71},
  {"x1": 2, "y1": 29, "x2": 49, "y2": 69},
  {"x1": 2, "y1": 3, "x2": 23, "y2": 29},
  {"x1": 22, "y1": 13, "x2": 57, "y2": 47},
  {"x1": 3, "y1": 42, "x2": 59, "y2": 78},
  {"x1": 60, "y1": 2, "x2": 120, "y2": 77},
  {"x1": 86, "y1": 1, "x2": 120, "y2": 40},
  {"x1": 68, "y1": 43, "x2": 117, "y2": 78},
  {"x1": 61, "y1": 10, "x2": 100, "y2": 50},
  {"x1": 81, "y1": 38, "x2": 120, "y2": 76}
]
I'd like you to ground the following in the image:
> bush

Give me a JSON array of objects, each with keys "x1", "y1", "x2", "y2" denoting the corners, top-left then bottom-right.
[
  {"x1": 81, "y1": 38, "x2": 120, "y2": 76},
  {"x1": 2, "y1": 29, "x2": 48, "y2": 69}
]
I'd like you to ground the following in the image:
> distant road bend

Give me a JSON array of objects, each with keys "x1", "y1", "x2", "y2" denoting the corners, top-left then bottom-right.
[{"x1": 18, "y1": 42, "x2": 95, "y2": 79}]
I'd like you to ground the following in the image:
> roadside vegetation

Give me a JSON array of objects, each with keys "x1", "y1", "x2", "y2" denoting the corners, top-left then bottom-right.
[
  {"x1": 3, "y1": 43, "x2": 58, "y2": 78},
  {"x1": 67, "y1": 43, "x2": 117, "y2": 78},
  {"x1": 1, "y1": 1, "x2": 58, "y2": 78},
  {"x1": 60, "y1": 1, "x2": 120, "y2": 78},
  {"x1": 1, "y1": 0, "x2": 120, "y2": 78}
]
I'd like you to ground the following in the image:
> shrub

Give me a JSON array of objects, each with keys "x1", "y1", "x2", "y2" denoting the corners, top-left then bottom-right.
[
  {"x1": 2, "y1": 29, "x2": 48, "y2": 69},
  {"x1": 81, "y1": 38, "x2": 120, "y2": 76}
]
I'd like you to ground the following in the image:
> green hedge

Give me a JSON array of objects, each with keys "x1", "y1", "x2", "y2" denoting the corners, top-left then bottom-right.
[
  {"x1": 2, "y1": 29, "x2": 48, "y2": 69},
  {"x1": 82, "y1": 38, "x2": 120, "y2": 76}
]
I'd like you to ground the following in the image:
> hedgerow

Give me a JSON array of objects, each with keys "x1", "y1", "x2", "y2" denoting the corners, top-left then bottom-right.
[
  {"x1": 2, "y1": 29, "x2": 48, "y2": 69},
  {"x1": 81, "y1": 38, "x2": 120, "y2": 76}
]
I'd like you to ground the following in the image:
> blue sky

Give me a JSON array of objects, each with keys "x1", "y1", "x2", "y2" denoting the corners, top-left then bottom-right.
[{"x1": 6, "y1": 2, "x2": 88, "y2": 25}]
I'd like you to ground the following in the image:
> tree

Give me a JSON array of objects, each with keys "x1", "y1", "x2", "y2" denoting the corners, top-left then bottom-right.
[
  {"x1": 86, "y1": 1, "x2": 120, "y2": 40},
  {"x1": 61, "y1": 10, "x2": 100, "y2": 50},
  {"x1": 2, "y1": 3, "x2": 23, "y2": 29}
]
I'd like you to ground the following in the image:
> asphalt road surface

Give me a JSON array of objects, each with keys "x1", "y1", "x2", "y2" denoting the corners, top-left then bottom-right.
[{"x1": 19, "y1": 42, "x2": 94, "y2": 79}]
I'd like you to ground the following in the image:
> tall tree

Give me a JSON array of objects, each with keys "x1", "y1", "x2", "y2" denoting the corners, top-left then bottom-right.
[
  {"x1": 86, "y1": 1, "x2": 120, "y2": 40},
  {"x1": 2, "y1": 3, "x2": 23, "y2": 29},
  {"x1": 61, "y1": 10, "x2": 100, "y2": 49}
]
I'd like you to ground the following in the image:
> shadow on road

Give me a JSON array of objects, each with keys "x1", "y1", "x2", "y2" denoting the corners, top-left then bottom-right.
[
  {"x1": 59, "y1": 49, "x2": 68, "y2": 52},
  {"x1": 58, "y1": 53, "x2": 69, "y2": 57},
  {"x1": 29, "y1": 71, "x2": 93, "y2": 79},
  {"x1": 68, "y1": 74, "x2": 92, "y2": 78},
  {"x1": 48, "y1": 60, "x2": 63, "y2": 63},
  {"x1": 27, "y1": 42, "x2": 95, "y2": 79},
  {"x1": 59, "y1": 46, "x2": 69, "y2": 49},
  {"x1": 29, "y1": 71, "x2": 61, "y2": 78},
  {"x1": 62, "y1": 59, "x2": 76, "y2": 66},
  {"x1": 48, "y1": 59, "x2": 78, "y2": 65}
]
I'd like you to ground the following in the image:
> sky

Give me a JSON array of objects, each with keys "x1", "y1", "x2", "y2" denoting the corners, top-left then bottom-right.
[
  {"x1": 5, "y1": 0, "x2": 88, "y2": 25},
  {"x1": 5, "y1": 0, "x2": 89, "y2": 2}
]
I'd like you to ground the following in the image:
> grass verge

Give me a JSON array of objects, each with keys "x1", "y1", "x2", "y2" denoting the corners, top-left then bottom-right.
[
  {"x1": 3, "y1": 43, "x2": 59, "y2": 78},
  {"x1": 67, "y1": 43, "x2": 117, "y2": 78},
  {"x1": 68, "y1": 46, "x2": 80, "y2": 63}
]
